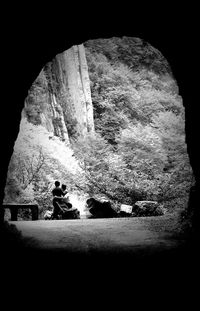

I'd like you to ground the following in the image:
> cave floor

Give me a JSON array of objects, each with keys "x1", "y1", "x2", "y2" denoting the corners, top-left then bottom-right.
[
  {"x1": 4, "y1": 214, "x2": 200, "y2": 283},
  {"x1": 11, "y1": 214, "x2": 187, "y2": 255}
]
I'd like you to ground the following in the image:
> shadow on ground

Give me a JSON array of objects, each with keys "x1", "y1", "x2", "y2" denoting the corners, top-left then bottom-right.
[
  {"x1": 1, "y1": 219, "x2": 199, "y2": 276},
  {"x1": 1, "y1": 219, "x2": 200, "y2": 307}
]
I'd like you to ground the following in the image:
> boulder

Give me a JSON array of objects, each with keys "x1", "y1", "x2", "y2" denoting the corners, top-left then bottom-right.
[
  {"x1": 119, "y1": 204, "x2": 133, "y2": 217},
  {"x1": 86, "y1": 198, "x2": 118, "y2": 218},
  {"x1": 132, "y1": 201, "x2": 164, "y2": 217}
]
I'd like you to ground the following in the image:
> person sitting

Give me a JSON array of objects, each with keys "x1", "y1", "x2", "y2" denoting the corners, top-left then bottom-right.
[
  {"x1": 61, "y1": 184, "x2": 71, "y2": 207},
  {"x1": 52, "y1": 181, "x2": 80, "y2": 219},
  {"x1": 60, "y1": 184, "x2": 80, "y2": 219}
]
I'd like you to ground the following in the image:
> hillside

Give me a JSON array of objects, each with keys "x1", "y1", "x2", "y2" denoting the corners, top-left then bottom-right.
[{"x1": 4, "y1": 37, "x2": 194, "y2": 219}]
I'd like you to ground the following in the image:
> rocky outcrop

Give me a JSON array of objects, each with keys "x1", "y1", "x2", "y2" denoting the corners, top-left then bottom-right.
[
  {"x1": 86, "y1": 198, "x2": 118, "y2": 218},
  {"x1": 23, "y1": 44, "x2": 94, "y2": 142},
  {"x1": 118, "y1": 202, "x2": 165, "y2": 217},
  {"x1": 56, "y1": 44, "x2": 95, "y2": 137},
  {"x1": 5, "y1": 37, "x2": 193, "y2": 218},
  {"x1": 132, "y1": 201, "x2": 164, "y2": 217}
]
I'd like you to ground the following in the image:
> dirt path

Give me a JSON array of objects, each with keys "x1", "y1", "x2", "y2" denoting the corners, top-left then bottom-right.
[
  {"x1": 5, "y1": 214, "x2": 198, "y2": 287},
  {"x1": 12, "y1": 214, "x2": 185, "y2": 256}
]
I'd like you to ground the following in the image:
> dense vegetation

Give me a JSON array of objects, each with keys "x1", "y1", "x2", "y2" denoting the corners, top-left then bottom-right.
[
  {"x1": 72, "y1": 37, "x2": 193, "y2": 210},
  {"x1": 4, "y1": 37, "x2": 194, "y2": 218},
  {"x1": 4, "y1": 121, "x2": 86, "y2": 219}
]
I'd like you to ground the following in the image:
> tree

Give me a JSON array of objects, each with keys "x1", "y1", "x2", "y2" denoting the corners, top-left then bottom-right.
[
  {"x1": 151, "y1": 111, "x2": 194, "y2": 209},
  {"x1": 116, "y1": 124, "x2": 168, "y2": 200},
  {"x1": 84, "y1": 38, "x2": 192, "y2": 212},
  {"x1": 72, "y1": 133, "x2": 146, "y2": 206},
  {"x1": 4, "y1": 147, "x2": 50, "y2": 219}
]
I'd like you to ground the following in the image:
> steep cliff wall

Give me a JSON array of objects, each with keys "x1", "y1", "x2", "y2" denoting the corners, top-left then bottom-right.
[
  {"x1": 4, "y1": 36, "x2": 194, "y2": 218},
  {"x1": 3, "y1": 43, "x2": 95, "y2": 215},
  {"x1": 23, "y1": 44, "x2": 94, "y2": 141}
]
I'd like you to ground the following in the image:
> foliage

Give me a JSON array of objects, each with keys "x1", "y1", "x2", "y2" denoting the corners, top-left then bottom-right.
[
  {"x1": 24, "y1": 70, "x2": 49, "y2": 125},
  {"x1": 151, "y1": 111, "x2": 193, "y2": 210},
  {"x1": 5, "y1": 37, "x2": 194, "y2": 218},
  {"x1": 85, "y1": 37, "x2": 172, "y2": 74},
  {"x1": 5, "y1": 147, "x2": 49, "y2": 219},
  {"x1": 4, "y1": 120, "x2": 83, "y2": 219},
  {"x1": 76, "y1": 37, "x2": 194, "y2": 211},
  {"x1": 72, "y1": 133, "x2": 155, "y2": 206},
  {"x1": 85, "y1": 41, "x2": 183, "y2": 147}
]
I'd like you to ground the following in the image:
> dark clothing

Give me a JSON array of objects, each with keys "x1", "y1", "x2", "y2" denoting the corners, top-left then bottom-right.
[
  {"x1": 52, "y1": 186, "x2": 65, "y2": 219},
  {"x1": 52, "y1": 186, "x2": 64, "y2": 197},
  {"x1": 52, "y1": 198, "x2": 62, "y2": 219},
  {"x1": 51, "y1": 185, "x2": 78, "y2": 219}
]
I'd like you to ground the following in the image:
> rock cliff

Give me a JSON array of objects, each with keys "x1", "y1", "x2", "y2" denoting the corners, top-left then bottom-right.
[
  {"x1": 23, "y1": 44, "x2": 94, "y2": 142},
  {"x1": 4, "y1": 37, "x2": 194, "y2": 219}
]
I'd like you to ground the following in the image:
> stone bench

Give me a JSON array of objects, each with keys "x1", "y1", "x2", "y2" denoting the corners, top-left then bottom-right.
[{"x1": 2, "y1": 203, "x2": 39, "y2": 221}]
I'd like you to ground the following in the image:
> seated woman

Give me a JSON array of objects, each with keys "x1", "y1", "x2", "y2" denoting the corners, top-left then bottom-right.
[
  {"x1": 61, "y1": 184, "x2": 72, "y2": 208},
  {"x1": 51, "y1": 181, "x2": 80, "y2": 219},
  {"x1": 60, "y1": 184, "x2": 80, "y2": 219}
]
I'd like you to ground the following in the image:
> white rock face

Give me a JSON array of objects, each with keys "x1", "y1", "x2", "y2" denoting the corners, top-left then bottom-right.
[
  {"x1": 56, "y1": 44, "x2": 95, "y2": 138},
  {"x1": 23, "y1": 43, "x2": 95, "y2": 141},
  {"x1": 4, "y1": 44, "x2": 96, "y2": 210}
]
